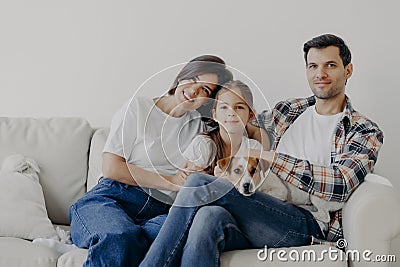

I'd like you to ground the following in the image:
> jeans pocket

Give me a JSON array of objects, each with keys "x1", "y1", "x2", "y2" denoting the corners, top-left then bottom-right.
[
  {"x1": 87, "y1": 177, "x2": 120, "y2": 197},
  {"x1": 273, "y1": 230, "x2": 312, "y2": 248}
]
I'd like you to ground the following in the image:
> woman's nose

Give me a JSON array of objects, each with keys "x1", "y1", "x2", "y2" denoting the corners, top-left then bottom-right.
[{"x1": 188, "y1": 86, "x2": 199, "y2": 97}]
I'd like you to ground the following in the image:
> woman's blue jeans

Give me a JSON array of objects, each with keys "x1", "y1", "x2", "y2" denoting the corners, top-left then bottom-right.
[
  {"x1": 69, "y1": 177, "x2": 170, "y2": 267},
  {"x1": 140, "y1": 173, "x2": 324, "y2": 267}
]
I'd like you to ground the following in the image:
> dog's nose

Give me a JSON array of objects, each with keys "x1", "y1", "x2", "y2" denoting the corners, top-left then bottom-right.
[{"x1": 243, "y1": 183, "x2": 251, "y2": 192}]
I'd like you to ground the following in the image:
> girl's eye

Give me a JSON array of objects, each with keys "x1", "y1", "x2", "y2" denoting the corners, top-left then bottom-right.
[
  {"x1": 220, "y1": 105, "x2": 228, "y2": 109},
  {"x1": 233, "y1": 168, "x2": 241, "y2": 174}
]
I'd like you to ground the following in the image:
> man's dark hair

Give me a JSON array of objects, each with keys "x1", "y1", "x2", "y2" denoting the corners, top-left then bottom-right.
[{"x1": 303, "y1": 34, "x2": 352, "y2": 67}]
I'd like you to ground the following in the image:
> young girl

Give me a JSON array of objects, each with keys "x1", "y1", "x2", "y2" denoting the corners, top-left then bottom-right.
[{"x1": 182, "y1": 80, "x2": 265, "y2": 192}]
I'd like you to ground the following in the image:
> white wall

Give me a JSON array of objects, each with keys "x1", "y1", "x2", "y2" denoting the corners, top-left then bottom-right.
[{"x1": 1, "y1": 0, "x2": 399, "y2": 188}]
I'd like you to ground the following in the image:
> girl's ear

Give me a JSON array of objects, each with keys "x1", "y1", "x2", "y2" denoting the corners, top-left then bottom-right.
[{"x1": 248, "y1": 111, "x2": 255, "y2": 122}]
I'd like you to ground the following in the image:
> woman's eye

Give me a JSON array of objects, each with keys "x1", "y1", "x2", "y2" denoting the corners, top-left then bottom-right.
[
  {"x1": 202, "y1": 87, "x2": 211, "y2": 95},
  {"x1": 233, "y1": 168, "x2": 241, "y2": 174}
]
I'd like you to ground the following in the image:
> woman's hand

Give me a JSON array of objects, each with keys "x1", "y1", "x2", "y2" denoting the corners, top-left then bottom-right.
[{"x1": 167, "y1": 161, "x2": 208, "y2": 191}]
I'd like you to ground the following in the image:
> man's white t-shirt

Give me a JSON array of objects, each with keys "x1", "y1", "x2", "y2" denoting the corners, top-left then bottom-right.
[
  {"x1": 276, "y1": 105, "x2": 343, "y2": 166},
  {"x1": 183, "y1": 135, "x2": 263, "y2": 166},
  {"x1": 276, "y1": 105, "x2": 343, "y2": 231},
  {"x1": 103, "y1": 96, "x2": 205, "y2": 198}
]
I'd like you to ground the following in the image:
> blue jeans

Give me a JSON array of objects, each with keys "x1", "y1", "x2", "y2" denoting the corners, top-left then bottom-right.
[
  {"x1": 69, "y1": 177, "x2": 170, "y2": 267},
  {"x1": 140, "y1": 173, "x2": 324, "y2": 267}
]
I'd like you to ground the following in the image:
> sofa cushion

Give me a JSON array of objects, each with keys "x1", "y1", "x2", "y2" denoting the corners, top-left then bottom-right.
[
  {"x1": 57, "y1": 248, "x2": 88, "y2": 267},
  {"x1": 0, "y1": 170, "x2": 58, "y2": 240},
  {"x1": 0, "y1": 237, "x2": 61, "y2": 267},
  {"x1": 0, "y1": 117, "x2": 93, "y2": 224},
  {"x1": 87, "y1": 128, "x2": 109, "y2": 191}
]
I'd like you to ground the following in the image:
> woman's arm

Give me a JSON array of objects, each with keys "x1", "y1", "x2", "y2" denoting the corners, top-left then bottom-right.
[{"x1": 102, "y1": 152, "x2": 190, "y2": 191}]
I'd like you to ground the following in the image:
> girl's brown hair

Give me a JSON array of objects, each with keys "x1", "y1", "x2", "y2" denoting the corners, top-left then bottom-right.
[{"x1": 200, "y1": 80, "x2": 255, "y2": 173}]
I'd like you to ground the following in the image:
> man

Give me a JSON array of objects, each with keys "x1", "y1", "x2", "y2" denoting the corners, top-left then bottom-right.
[{"x1": 140, "y1": 34, "x2": 384, "y2": 267}]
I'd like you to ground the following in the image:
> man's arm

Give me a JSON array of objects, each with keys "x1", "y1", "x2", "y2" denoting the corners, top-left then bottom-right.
[
  {"x1": 249, "y1": 126, "x2": 384, "y2": 202},
  {"x1": 246, "y1": 123, "x2": 271, "y2": 150}
]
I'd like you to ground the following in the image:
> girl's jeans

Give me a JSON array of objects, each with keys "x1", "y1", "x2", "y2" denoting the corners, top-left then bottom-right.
[
  {"x1": 69, "y1": 177, "x2": 170, "y2": 267},
  {"x1": 140, "y1": 173, "x2": 324, "y2": 267}
]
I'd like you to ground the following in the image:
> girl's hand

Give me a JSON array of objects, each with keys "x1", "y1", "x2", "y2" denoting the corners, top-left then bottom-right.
[{"x1": 239, "y1": 149, "x2": 276, "y2": 165}]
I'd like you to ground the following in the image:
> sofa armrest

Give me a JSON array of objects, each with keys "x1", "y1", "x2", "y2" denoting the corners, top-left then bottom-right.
[{"x1": 342, "y1": 174, "x2": 400, "y2": 266}]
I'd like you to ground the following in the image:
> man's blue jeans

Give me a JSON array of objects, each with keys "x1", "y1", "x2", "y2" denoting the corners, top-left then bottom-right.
[
  {"x1": 140, "y1": 173, "x2": 324, "y2": 267},
  {"x1": 69, "y1": 177, "x2": 170, "y2": 267}
]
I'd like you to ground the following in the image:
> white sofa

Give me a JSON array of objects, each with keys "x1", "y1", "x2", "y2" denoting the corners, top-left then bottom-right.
[{"x1": 0, "y1": 117, "x2": 399, "y2": 267}]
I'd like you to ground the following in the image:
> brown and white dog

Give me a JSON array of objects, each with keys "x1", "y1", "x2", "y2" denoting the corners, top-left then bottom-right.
[{"x1": 215, "y1": 156, "x2": 263, "y2": 196}]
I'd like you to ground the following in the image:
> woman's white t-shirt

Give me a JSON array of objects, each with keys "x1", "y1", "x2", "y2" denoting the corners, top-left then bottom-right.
[{"x1": 103, "y1": 96, "x2": 205, "y2": 197}]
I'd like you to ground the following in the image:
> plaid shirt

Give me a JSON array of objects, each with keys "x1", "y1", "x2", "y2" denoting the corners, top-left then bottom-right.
[{"x1": 258, "y1": 95, "x2": 384, "y2": 242}]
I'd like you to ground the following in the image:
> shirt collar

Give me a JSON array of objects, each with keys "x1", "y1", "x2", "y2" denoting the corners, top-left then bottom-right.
[{"x1": 307, "y1": 95, "x2": 354, "y2": 132}]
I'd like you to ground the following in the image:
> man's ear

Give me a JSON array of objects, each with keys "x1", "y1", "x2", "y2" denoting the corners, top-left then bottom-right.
[{"x1": 345, "y1": 62, "x2": 353, "y2": 80}]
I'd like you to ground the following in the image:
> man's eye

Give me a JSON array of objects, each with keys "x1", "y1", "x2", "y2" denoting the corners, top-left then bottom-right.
[
  {"x1": 327, "y1": 63, "x2": 336, "y2": 68},
  {"x1": 233, "y1": 168, "x2": 241, "y2": 174}
]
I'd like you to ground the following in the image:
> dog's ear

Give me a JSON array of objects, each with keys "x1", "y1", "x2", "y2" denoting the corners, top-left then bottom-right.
[
  {"x1": 216, "y1": 157, "x2": 233, "y2": 172},
  {"x1": 246, "y1": 157, "x2": 259, "y2": 167}
]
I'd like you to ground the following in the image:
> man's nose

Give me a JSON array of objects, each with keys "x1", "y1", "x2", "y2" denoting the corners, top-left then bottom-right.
[{"x1": 316, "y1": 67, "x2": 327, "y2": 79}]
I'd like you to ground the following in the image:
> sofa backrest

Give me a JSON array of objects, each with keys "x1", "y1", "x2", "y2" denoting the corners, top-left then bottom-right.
[{"x1": 0, "y1": 117, "x2": 93, "y2": 225}]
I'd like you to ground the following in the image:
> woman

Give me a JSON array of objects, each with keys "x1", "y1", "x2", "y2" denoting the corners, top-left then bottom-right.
[{"x1": 69, "y1": 55, "x2": 233, "y2": 267}]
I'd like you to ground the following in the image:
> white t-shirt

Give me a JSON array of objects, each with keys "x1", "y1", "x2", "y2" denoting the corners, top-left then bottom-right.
[
  {"x1": 103, "y1": 96, "x2": 205, "y2": 197},
  {"x1": 276, "y1": 105, "x2": 343, "y2": 231},
  {"x1": 183, "y1": 135, "x2": 263, "y2": 166},
  {"x1": 276, "y1": 105, "x2": 343, "y2": 166}
]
